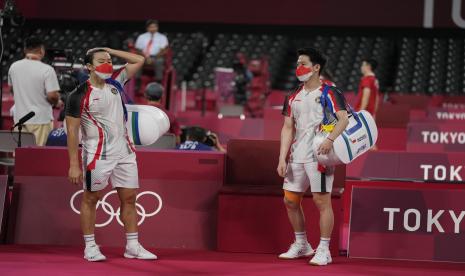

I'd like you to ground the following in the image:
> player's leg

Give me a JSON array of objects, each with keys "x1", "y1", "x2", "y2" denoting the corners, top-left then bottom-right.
[
  {"x1": 112, "y1": 153, "x2": 157, "y2": 260},
  {"x1": 279, "y1": 163, "x2": 315, "y2": 259},
  {"x1": 116, "y1": 187, "x2": 138, "y2": 233},
  {"x1": 81, "y1": 162, "x2": 113, "y2": 262},
  {"x1": 81, "y1": 190, "x2": 100, "y2": 236},
  {"x1": 307, "y1": 163, "x2": 334, "y2": 266},
  {"x1": 284, "y1": 190, "x2": 306, "y2": 233}
]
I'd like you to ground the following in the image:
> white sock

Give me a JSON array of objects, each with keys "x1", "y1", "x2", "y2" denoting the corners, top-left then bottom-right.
[
  {"x1": 319, "y1": 237, "x2": 330, "y2": 249},
  {"x1": 295, "y1": 232, "x2": 307, "y2": 244},
  {"x1": 126, "y1": 232, "x2": 139, "y2": 248},
  {"x1": 84, "y1": 234, "x2": 97, "y2": 248}
]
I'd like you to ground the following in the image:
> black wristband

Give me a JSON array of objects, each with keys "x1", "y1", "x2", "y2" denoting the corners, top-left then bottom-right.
[{"x1": 327, "y1": 137, "x2": 335, "y2": 142}]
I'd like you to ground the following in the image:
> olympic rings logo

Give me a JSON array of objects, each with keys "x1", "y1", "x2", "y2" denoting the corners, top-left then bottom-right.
[{"x1": 70, "y1": 190, "x2": 162, "y2": 227}]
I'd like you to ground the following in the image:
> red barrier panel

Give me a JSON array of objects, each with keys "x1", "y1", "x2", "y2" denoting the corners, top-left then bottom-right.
[
  {"x1": 429, "y1": 95, "x2": 465, "y2": 108},
  {"x1": 10, "y1": 147, "x2": 225, "y2": 249},
  {"x1": 407, "y1": 122, "x2": 465, "y2": 152},
  {"x1": 348, "y1": 181, "x2": 465, "y2": 262},
  {"x1": 226, "y1": 139, "x2": 346, "y2": 189},
  {"x1": 376, "y1": 103, "x2": 410, "y2": 128},
  {"x1": 218, "y1": 192, "x2": 342, "y2": 256},
  {"x1": 376, "y1": 128, "x2": 407, "y2": 150},
  {"x1": 346, "y1": 151, "x2": 465, "y2": 182},
  {"x1": 426, "y1": 108, "x2": 465, "y2": 121},
  {"x1": 389, "y1": 95, "x2": 431, "y2": 109}
]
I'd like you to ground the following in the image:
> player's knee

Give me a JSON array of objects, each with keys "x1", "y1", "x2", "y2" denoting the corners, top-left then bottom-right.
[
  {"x1": 283, "y1": 191, "x2": 303, "y2": 209},
  {"x1": 121, "y1": 191, "x2": 137, "y2": 205},
  {"x1": 312, "y1": 194, "x2": 330, "y2": 210},
  {"x1": 82, "y1": 191, "x2": 99, "y2": 206}
]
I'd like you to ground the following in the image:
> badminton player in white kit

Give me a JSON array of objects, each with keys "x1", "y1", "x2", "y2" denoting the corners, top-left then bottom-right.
[
  {"x1": 66, "y1": 48, "x2": 157, "y2": 262},
  {"x1": 277, "y1": 47, "x2": 349, "y2": 266}
]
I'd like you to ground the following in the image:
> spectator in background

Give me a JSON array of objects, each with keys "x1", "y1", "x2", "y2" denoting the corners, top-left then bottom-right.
[
  {"x1": 356, "y1": 58, "x2": 380, "y2": 150},
  {"x1": 232, "y1": 60, "x2": 252, "y2": 105},
  {"x1": 8, "y1": 36, "x2": 60, "y2": 146},
  {"x1": 135, "y1": 20, "x2": 169, "y2": 84},
  {"x1": 144, "y1": 82, "x2": 181, "y2": 144},
  {"x1": 177, "y1": 126, "x2": 226, "y2": 152},
  {"x1": 45, "y1": 127, "x2": 67, "y2": 146},
  {"x1": 355, "y1": 58, "x2": 380, "y2": 117}
]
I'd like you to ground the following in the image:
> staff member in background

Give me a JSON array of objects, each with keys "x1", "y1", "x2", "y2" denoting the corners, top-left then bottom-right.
[
  {"x1": 8, "y1": 36, "x2": 60, "y2": 146},
  {"x1": 355, "y1": 58, "x2": 380, "y2": 150},
  {"x1": 135, "y1": 19, "x2": 169, "y2": 84},
  {"x1": 144, "y1": 82, "x2": 181, "y2": 144},
  {"x1": 355, "y1": 58, "x2": 380, "y2": 117}
]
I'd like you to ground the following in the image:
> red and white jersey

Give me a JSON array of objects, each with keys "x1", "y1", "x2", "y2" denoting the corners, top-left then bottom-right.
[
  {"x1": 65, "y1": 68, "x2": 135, "y2": 170},
  {"x1": 282, "y1": 84, "x2": 347, "y2": 163}
]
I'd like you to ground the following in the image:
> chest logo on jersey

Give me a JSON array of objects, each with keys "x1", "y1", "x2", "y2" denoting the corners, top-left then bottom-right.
[
  {"x1": 111, "y1": 88, "x2": 118, "y2": 95},
  {"x1": 315, "y1": 97, "x2": 321, "y2": 104}
]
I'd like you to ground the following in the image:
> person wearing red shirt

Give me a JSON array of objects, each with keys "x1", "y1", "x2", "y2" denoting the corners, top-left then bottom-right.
[{"x1": 355, "y1": 58, "x2": 380, "y2": 117}]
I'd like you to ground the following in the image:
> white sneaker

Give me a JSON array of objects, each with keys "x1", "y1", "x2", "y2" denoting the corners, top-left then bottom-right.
[
  {"x1": 84, "y1": 245, "x2": 107, "y2": 262},
  {"x1": 278, "y1": 241, "x2": 315, "y2": 259},
  {"x1": 124, "y1": 243, "x2": 158, "y2": 260},
  {"x1": 309, "y1": 247, "x2": 332, "y2": 266}
]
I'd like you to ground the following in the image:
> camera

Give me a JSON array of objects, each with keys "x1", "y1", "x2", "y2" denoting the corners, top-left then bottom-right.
[
  {"x1": 45, "y1": 48, "x2": 82, "y2": 97},
  {"x1": 204, "y1": 131, "x2": 217, "y2": 147}
]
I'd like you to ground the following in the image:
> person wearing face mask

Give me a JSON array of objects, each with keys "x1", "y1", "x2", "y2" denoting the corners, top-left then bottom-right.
[
  {"x1": 65, "y1": 48, "x2": 157, "y2": 262},
  {"x1": 8, "y1": 36, "x2": 60, "y2": 145},
  {"x1": 277, "y1": 48, "x2": 349, "y2": 266}
]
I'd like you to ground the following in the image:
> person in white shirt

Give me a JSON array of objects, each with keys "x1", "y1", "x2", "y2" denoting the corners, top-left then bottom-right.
[
  {"x1": 8, "y1": 36, "x2": 60, "y2": 146},
  {"x1": 135, "y1": 19, "x2": 169, "y2": 83}
]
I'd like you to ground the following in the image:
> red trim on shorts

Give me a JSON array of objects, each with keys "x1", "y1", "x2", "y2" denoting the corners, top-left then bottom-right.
[{"x1": 125, "y1": 132, "x2": 136, "y2": 152}]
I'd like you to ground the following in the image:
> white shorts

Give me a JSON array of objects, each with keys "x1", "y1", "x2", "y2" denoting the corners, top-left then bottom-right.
[
  {"x1": 83, "y1": 153, "x2": 139, "y2": 192},
  {"x1": 283, "y1": 162, "x2": 334, "y2": 193}
]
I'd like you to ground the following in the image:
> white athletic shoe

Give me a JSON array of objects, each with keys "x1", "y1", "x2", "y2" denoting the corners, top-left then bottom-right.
[
  {"x1": 309, "y1": 247, "x2": 332, "y2": 266},
  {"x1": 278, "y1": 241, "x2": 315, "y2": 259},
  {"x1": 124, "y1": 243, "x2": 158, "y2": 260},
  {"x1": 84, "y1": 245, "x2": 107, "y2": 262}
]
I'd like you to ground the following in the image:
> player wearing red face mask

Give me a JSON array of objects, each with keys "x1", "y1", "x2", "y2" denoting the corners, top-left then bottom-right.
[
  {"x1": 66, "y1": 48, "x2": 157, "y2": 262},
  {"x1": 278, "y1": 48, "x2": 349, "y2": 266}
]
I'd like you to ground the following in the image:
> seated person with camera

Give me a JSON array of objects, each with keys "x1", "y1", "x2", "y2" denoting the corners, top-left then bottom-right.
[{"x1": 177, "y1": 126, "x2": 226, "y2": 152}]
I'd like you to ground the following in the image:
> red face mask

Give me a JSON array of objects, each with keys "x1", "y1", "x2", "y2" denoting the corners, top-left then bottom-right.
[
  {"x1": 295, "y1": 65, "x2": 313, "y2": 82},
  {"x1": 95, "y1": 63, "x2": 113, "y2": 80}
]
